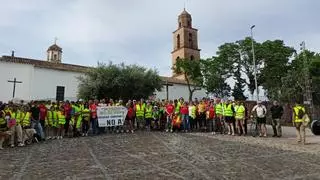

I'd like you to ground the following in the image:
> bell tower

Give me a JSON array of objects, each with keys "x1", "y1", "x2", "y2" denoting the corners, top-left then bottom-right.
[
  {"x1": 171, "y1": 8, "x2": 201, "y2": 78},
  {"x1": 47, "y1": 38, "x2": 62, "y2": 63}
]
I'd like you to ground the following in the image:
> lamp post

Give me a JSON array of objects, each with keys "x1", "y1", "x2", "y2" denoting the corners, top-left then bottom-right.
[{"x1": 250, "y1": 25, "x2": 259, "y2": 101}]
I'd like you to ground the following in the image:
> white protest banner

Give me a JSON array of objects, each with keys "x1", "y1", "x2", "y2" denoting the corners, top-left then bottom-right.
[{"x1": 97, "y1": 106, "x2": 128, "y2": 127}]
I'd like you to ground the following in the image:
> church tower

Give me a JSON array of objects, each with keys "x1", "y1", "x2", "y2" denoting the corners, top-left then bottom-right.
[
  {"x1": 47, "y1": 41, "x2": 62, "y2": 63},
  {"x1": 171, "y1": 8, "x2": 201, "y2": 78}
]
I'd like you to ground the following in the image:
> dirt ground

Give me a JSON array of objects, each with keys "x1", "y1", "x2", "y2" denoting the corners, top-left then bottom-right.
[{"x1": 1, "y1": 127, "x2": 320, "y2": 180}]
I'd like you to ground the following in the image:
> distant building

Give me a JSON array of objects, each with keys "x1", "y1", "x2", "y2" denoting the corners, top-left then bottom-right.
[{"x1": 0, "y1": 9, "x2": 206, "y2": 102}]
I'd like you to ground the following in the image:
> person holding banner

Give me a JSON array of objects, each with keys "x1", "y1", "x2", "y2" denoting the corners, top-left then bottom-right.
[
  {"x1": 135, "y1": 99, "x2": 145, "y2": 130},
  {"x1": 115, "y1": 100, "x2": 124, "y2": 133}
]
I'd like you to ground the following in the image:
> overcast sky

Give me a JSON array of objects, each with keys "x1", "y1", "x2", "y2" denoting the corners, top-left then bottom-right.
[{"x1": 1, "y1": 0, "x2": 319, "y2": 77}]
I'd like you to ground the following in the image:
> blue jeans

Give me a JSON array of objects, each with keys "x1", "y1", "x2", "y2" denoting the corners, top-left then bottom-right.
[
  {"x1": 32, "y1": 120, "x2": 45, "y2": 139},
  {"x1": 91, "y1": 118, "x2": 99, "y2": 135},
  {"x1": 182, "y1": 114, "x2": 190, "y2": 131}
]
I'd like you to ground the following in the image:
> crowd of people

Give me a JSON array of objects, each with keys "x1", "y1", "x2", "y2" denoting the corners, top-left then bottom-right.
[{"x1": 0, "y1": 97, "x2": 308, "y2": 150}]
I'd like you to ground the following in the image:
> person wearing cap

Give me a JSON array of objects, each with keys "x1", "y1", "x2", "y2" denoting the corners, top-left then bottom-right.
[
  {"x1": 270, "y1": 101, "x2": 283, "y2": 137},
  {"x1": 252, "y1": 101, "x2": 267, "y2": 137}
]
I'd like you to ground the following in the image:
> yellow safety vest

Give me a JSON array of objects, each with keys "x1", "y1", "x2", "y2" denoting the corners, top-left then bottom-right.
[
  {"x1": 215, "y1": 104, "x2": 223, "y2": 115},
  {"x1": 145, "y1": 106, "x2": 153, "y2": 118},
  {"x1": 189, "y1": 106, "x2": 196, "y2": 119},
  {"x1": 82, "y1": 108, "x2": 90, "y2": 121},
  {"x1": 22, "y1": 112, "x2": 31, "y2": 127},
  {"x1": 11, "y1": 111, "x2": 23, "y2": 125},
  {"x1": 293, "y1": 106, "x2": 305, "y2": 123},
  {"x1": 224, "y1": 104, "x2": 233, "y2": 117},
  {"x1": 136, "y1": 104, "x2": 145, "y2": 117},
  {"x1": 235, "y1": 105, "x2": 245, "y2": 119},
  {"x1": 57, "y1": 111, "x2": 66, "y2": 125}
]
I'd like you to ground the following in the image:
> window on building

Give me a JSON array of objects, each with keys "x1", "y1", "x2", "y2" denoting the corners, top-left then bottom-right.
[
  {"x1": 179, "y1": 22, "x2": 182, "y2": 28},
  {"x1": 53, "y1": 54, "x2": 57, "y2": 60},
  {"x1": 190, "y1": 55, "x2": 194, "y2": 60},
  {"x1": 177, "y1": 34, "x2": 180, "y2": 48},
  {"x1": 187, "y1": 21, "x2": 191, "y2": 27}
]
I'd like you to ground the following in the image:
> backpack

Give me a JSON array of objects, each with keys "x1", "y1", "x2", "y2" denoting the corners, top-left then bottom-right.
[{"x1": 297, "y1": 107, "x2": 305, "y2": 119}]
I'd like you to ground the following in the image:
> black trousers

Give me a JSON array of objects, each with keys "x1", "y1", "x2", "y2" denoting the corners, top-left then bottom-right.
[{"x1": 64, "y1": 118, "x2": 71, "y2": 134}]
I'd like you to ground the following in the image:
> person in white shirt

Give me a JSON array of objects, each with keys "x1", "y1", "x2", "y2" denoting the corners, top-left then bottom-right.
[{"x1": 251, "y1": 101, "x2": 267, "y2": 137}]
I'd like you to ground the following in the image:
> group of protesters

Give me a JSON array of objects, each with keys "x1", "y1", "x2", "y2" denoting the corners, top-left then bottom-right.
[{"x1": 0, "y1": 97, "x2": 309, "y2": 149}]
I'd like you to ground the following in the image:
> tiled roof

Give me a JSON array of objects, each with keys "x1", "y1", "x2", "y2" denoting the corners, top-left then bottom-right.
[
  {"x1": 0, "y1": 55, "x2": 189, "y2": 85},
  {"x1": 0, "y1": 56, "x2": 90, "y2": 73}
]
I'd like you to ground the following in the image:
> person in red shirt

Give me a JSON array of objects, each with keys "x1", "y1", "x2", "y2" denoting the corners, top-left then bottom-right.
[
  {"x1": 165, "y1": 100, "x2": 174, "y2": 132},
  {"x1": 39, "y1": 103, "x2": 47, "y2": 134},
  {"x1": 180, "y1": 102, "x2": 189, "y2": 132},
  {"x1": 89, "y1": 100, "x2": 99, "y2": 135},
  {"x1": 206, "y1": 102, "x2": 216, "y2": 134},
  {"x1": 126, "y1": 102, "x2": 134, "y2": 133},
  {"x1": 63, "y1": 101, "x2": 72, "y2": 136}
]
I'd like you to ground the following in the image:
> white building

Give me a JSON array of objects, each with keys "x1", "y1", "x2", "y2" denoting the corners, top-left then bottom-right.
[
  {"x1": 0, "y1": 51, "x2": 206, "y2": 102},
  {"x1": 0, "y1": 9, "x2": 207, "y2": 102}
]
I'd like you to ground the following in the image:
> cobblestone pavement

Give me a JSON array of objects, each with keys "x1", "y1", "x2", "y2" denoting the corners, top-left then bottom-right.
[{"x1": 1, "y1": 129, "x2": 320, "y2": 180}]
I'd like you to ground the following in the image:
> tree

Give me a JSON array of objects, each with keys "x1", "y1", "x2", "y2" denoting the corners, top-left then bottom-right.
[
  {"x1": 78, "y1": 62, "x2": 162, "y2": 100},
  {"x1": 310, "y1": 55, "x2": 320, "y2": 105},
  {"x1": 214, "y1": 38, "x2": 264, "y2": 98},
  {"x1": 202, "y1": 57, "x2": 231, "y2": 98},
  {"x1": 280, "y1": 51, "x2": 320, "y2": 104},
  {"x1": 174, "y1": 58, "x2": 203, "y2": 101},
  {"x1": 259, "y1": 40, "x2": 295, "y2": 100},
  {"x1": 232, "y1": 63, "x2": 247, "y2": 100}
]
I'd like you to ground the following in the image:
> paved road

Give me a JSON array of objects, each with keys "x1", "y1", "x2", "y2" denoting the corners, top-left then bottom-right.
[{"x1": 1, "y1": 128, "x2": 320, "y2": 180}]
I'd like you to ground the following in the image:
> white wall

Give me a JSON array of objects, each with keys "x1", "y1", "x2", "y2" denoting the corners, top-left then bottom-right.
[
  {"x1": 155, "y1": 83, "x2": 207, "y2": 101},
  {"x1": 0, "y1": 62, "x2": 34, "y2": 102},
  {"x1": 32, "y1": 67, "x2": 83, "y2": 101},
  {"x1": 0, "y1": 61, "x2": 207, "y2": 102}
]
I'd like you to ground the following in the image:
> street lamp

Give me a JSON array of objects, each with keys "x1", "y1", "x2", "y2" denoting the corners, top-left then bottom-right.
[{"x1": 250, "y1": 25, "x2": 259, "y2": 101}]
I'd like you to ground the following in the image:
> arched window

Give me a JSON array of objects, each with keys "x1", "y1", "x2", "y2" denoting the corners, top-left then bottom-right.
[
  {"x1": 53, "y1": 54, "x2": 57, "y2": 60},
  {"x1": 177, "y1": 34, "x2": 180, "y2": 48},
  {"x1": 187, "y1": 21, "x2": 191, "y2": 27},
  {"x1": 189, "y1": 33, "x2": 193, "y2": 48},
  {"x1": 179, "y1": 22, "x2": 182, "y2": 28},
  {"x1": 190, "y1": 55, "x2": 194, "y2": 60}
]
